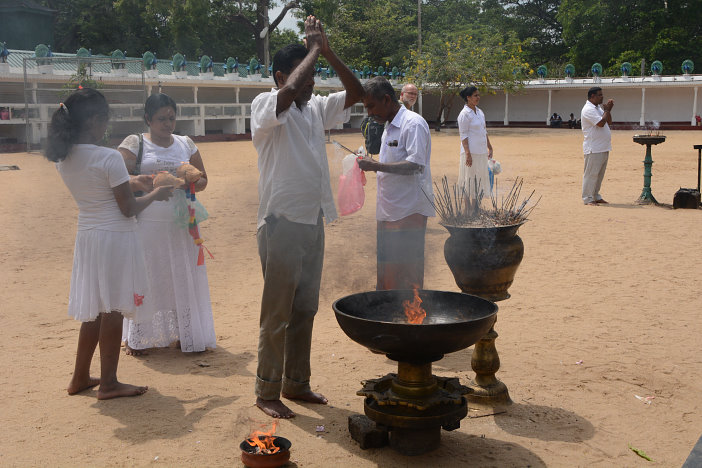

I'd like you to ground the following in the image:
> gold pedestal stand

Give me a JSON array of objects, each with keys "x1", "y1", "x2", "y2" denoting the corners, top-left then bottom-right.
[{"x1": 465, "y1": 298, "x2": 512, "y2": 414}]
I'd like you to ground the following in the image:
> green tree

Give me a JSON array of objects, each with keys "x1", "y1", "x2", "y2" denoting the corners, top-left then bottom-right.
[
  {"x1": 558, "y1": 0, "x2": 702, "y2": 75},
  {"x1": 42, "y1": 0, "x2": 122, "y2": 55},
  {"x1": 299, "y1": 0, "x2": 416, "y2": 68},
  {"x1": 493, "y1": 0, "x2": 567, "y2": 67},
  {"x1": 40, "y1": 0, "x2": 292, "y2": 65},
  {"x1": 226, "y1": 1, "x2": 302, "y2": 66},
  {"x1": 407, "y1": 31, "x2": 529, "y2": 130},
  {"x1": 269, "y1": 28, "x2": 302, "y2": 56}
]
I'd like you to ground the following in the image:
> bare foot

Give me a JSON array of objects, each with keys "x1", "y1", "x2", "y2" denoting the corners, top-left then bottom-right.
[
  {"x1": 97, "y1": 381, "x2": 148, "y2": 400},
  {"x1": 256, "y1": 397, "x2": 295, "y2": 419},
  {"x1": 596, "y1": 199, "x2": 609, "y2": 204},
  {"x1": 586, "y1": 201, "x2": 598, "y2": 206},
  {"x1": 67, "y1": 376, "x2": 100, "y2": 395},
  {"x1": 124, "y1": 343, "x2": 147, "y2": 356},
  {"x1": 282, "y1": 390, "x2": 328, "y2": 405}
]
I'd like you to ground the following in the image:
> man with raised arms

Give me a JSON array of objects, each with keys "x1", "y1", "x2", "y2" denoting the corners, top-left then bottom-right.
[{"x1": 249, "y1": 16, "x2": 364, "y2": 419}]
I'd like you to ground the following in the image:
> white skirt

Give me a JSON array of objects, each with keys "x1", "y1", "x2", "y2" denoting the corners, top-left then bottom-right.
[
  {"x1": 459, "y1": 151, "x2": 490, "y2": 199},
  {"x1": 122, "y1": 218, "x2": 216, "y2": 352},
  {"x1": 68, "y1": 229, "x2": 151, "y2": 322}
]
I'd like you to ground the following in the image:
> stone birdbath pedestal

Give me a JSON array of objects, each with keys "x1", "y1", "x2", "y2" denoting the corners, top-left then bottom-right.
[{"x1": 633, "y1": 134, "x2": 666, "y2": 204}]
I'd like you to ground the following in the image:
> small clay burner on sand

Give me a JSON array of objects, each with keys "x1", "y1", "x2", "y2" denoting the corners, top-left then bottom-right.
[{"x1": 240, "y1": 421, "x2": 291, "y2": 468}]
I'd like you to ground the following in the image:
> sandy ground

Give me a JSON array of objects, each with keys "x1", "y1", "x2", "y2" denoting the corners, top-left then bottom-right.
[{"x1": 1, "y1": 128, "x2": 701, "y2": 467}]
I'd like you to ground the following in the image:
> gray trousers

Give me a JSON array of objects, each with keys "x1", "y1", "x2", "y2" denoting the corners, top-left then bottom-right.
[
  {"x1": 582, "y1": 151, "x2": 609, "y2": 204},
  {"x1": 255, "y1": 213, "x2": 324, "y2": 400}
]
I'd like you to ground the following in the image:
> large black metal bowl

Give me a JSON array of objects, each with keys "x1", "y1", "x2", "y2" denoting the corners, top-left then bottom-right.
[{"x1": 333, "y1": 290, "x2": 497, "y2": 362}]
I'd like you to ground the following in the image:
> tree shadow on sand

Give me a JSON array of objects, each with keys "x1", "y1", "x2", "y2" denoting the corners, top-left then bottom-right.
[
  {"x1": 92, "y1": 389, "x2": 238, "y2": 443},
  {"x1": 283, "y1": 403, "x2": 547, "y2": 468},
  {"x1": 492, "y1": 401, "x2": 595, "y2": 442},
  {"x1": 126, "y1": 346, "x2": 254, "y2": 378}
]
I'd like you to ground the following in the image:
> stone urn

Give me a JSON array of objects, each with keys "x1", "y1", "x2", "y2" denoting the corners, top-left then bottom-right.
[
  {"x1": 442, "y1": 220, "x2": 526, "y2": 407},
  {"x1": 442, "y1": 221, "x2": 525, "y2": 302}
]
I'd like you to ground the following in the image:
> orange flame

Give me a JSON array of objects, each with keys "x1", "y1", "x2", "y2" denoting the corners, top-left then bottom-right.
[
  {"x1": 246, "y1": 420, "x2": 280, "y2": 454},
  {"x1": 403, "y1": 286, "x2": 427, "y2": 324}
]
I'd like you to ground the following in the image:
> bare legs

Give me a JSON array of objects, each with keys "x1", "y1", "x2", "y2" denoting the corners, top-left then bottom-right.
[
  {"x1": 67, "y1": 317, "x2": 101, "y2": 394},
  {"x1": 67, "y1": 311, "x2": 148, "y2": 400}
]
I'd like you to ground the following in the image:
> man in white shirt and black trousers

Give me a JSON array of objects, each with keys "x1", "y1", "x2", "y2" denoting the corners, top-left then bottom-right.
[
  {"x1": 250, "y1": 16, "x2": 364, "y2": 419},
  {"x1": 358, "y1": 76, "x2": 434, "y2": 291},
  {"x1": 581, "y1": 87, "x2": 614, "y2": 205}
]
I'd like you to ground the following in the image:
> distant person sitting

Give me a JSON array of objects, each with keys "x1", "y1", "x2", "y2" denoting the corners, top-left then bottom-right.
[
  {"x1": 568, "y1": 113, "x2": 577, "y2": 129},
  {"x1": 550, "y1": 113, "x2": 562, "y2": 128}
]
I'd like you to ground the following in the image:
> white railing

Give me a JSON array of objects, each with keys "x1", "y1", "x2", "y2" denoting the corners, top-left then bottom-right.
[{"x1": 1, "y1": 99, "x2": 366, "y2": 146}]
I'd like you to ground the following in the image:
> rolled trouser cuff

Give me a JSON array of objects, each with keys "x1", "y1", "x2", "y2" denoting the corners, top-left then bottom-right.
[
  {"x1": 282, "y1": 376, "x2": 311, "y2": 397},
  {"x1": 255, "y1": 376, "x2": 283, "y2": 400}
]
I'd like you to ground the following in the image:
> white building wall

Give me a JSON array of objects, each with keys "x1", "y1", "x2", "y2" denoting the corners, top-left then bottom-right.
[
  {"x1": 477, "y1": 91, "x2": 506, "y2": 122},
  {"x1": 2, "y1": 68, "x2": 702, "y2": 148},
  {"x1": 644, "y1": 87, "x2": 697, "y2": 122}
]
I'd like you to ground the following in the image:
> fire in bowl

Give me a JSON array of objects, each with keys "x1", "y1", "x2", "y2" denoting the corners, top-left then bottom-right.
[
  {"x1": 333, "y1": 289, "x2": 497, "y2": 362},
  {"x1": 240, "y1": 436, "x2": 291, "y2": 468}
]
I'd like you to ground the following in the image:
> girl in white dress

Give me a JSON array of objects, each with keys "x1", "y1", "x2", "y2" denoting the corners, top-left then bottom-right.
[
  {"x1": 46, "y1": 88, "x2": 174, "y2": 399},
  {"x1": 457, "y1": 86, "x2": 494, "y2": 199},
  {"x1": 119, "y1": 93, "x2": 216, "y2": 354}
]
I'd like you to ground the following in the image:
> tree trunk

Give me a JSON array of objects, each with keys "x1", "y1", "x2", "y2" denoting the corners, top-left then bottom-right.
[
  {"x1": 435, "y1": 91, "x2": 446, "y2": 132},
  {"x1": 229, "y1": 1, "x2": 299, "y2": 67}
]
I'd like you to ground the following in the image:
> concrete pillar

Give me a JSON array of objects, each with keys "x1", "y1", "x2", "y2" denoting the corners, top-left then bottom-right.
[
  {"x1": 503, "y1": 92, "x2": 509, "y2": 126},
  {"x1": 418, "y1": 90, "x2": 423, "y2": 118},
  {"x1": 639, "y1": 87, "x2": 646, "y2": 126},
  {"x1": 235, "y1": 87, "x2": 240, "y2": 103},
  {"x1": 195, "y1": 104, "x2": 205, "y2": 136},
  {"x1": 39, "y1": 103, "x2": 48, "y2": 139},
  {"x1": 692, "y1": 87, "x2": 698, "y2": 126},
  {"x1": 546, "y1": 89, "x2": 552, "y2": 125},
  {"x1": 192, "y1": 87, "x2": 205, "y2": 136}
]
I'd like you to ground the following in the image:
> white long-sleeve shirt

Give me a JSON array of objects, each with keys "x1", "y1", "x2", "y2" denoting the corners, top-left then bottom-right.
[{"x1": 251, "y1": 89, "x2": 350, "y2": 229}]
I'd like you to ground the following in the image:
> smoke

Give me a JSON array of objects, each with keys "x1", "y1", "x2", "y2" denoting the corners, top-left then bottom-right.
[{"x1": 646, "y1": 120, "x2": 662, "y2": 135}]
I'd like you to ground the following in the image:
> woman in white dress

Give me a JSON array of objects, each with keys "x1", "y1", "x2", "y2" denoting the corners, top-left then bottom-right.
[
  {"x1": 457, "y1": 86, "x2": 493, "y2": 199},
  {"x1": 119, "y1": 93, "x2": 216, "y2": 354}
]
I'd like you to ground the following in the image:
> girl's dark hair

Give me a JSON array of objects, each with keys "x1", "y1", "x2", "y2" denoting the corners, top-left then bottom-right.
[
  {"x1": 45, "y1": 88, "x2": 109, "y2": 162},
  {"x1": 144, "y1": 93, "x2": 177, "y2": 124},
  {"x1": 459, "y1": 86, "x2": 479, "y2": 101}
]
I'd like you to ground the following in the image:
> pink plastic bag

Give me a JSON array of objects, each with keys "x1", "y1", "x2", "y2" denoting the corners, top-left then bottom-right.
[{"x1": 337, "y1": 155, "x2": 366, "y2": 216}]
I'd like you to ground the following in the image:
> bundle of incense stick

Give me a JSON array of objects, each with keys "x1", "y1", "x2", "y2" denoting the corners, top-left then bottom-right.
[{"x1": 423, "y1": 176, "x2": 540, "y2": 227}]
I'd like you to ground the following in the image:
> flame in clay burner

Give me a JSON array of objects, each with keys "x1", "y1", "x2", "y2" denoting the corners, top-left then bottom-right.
[
  {"x1": 246, "y1": 421, "x2": 280, "y2": 454},
  {"x1": 403, "y1": 286, "x2": 427, "y2": 324}
]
